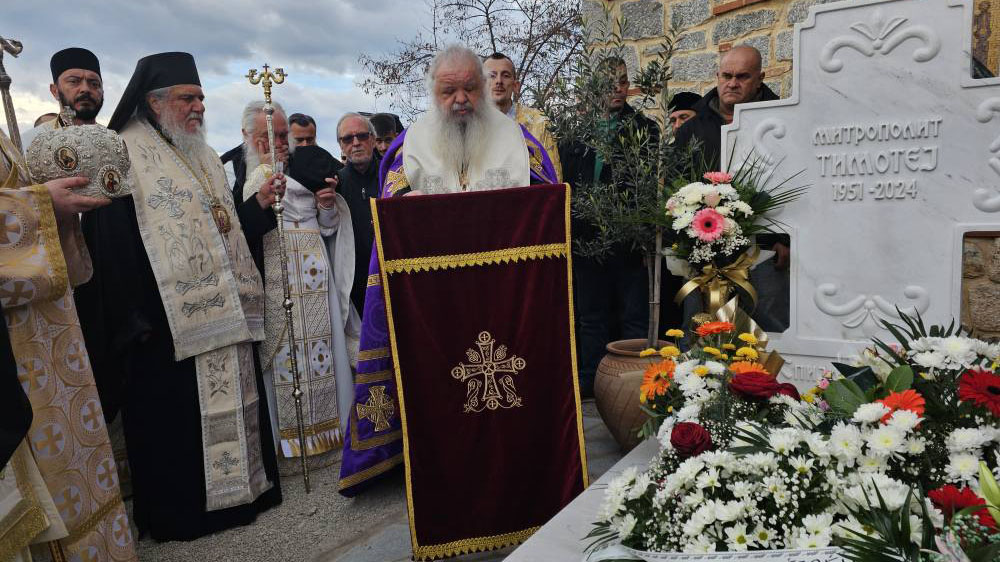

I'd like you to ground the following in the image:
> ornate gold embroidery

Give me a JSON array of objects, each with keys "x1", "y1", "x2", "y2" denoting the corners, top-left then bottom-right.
[
  {"x1": 350, "y1": 404, "x2": 403, "y2": 451},
  {"x1": 382, "y1": 243, "x2": 565, "y2": 274},
  {"x1": 337, "y1": 453, "x2": 404, "y2": 490},
  {"x1": 356, "y1": 386, "x2": 396, "y2": 432},
  {"x1": 366, "y1": 273, "x2": 381, "y2": 287},
  {"x1": 355, "y1": 368, "x2": 393, "y2": 384},
  {"x1": 358, "y1": 347, "x2": 391, "y2": 361},
  {"x1": 452, "y1": 331, "x2": 526, "y2": 413},
  {"x1": 524, "y1": 135, "x2": 546, "y2": 180},
  {"x1": 384, "y1": 167, "x2": 410, "y2": 197}
]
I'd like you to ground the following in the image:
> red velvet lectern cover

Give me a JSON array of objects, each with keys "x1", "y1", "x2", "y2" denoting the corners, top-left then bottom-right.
[{"x1": 371, "y1": 183, "x2": 589, "y2": 560}]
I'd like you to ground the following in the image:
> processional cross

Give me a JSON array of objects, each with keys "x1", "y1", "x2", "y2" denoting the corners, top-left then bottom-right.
[
  {"x1": 451, "y1": 331, "x2": 526, "y2": 413},
  {"x1": 0, "y1": 35, "x2": 23, "y2": 152}
]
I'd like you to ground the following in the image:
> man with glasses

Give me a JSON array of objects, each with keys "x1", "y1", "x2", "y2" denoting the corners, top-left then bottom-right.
[{"x1": 335, "y1": 113, "x2": 380, "y2": 317}]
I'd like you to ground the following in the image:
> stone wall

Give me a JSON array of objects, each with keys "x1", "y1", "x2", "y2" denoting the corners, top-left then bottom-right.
[
  {"x1": 586, "y1": 0, "x2": 1000, "y2": 337},
  {"x1": 587, "y1": 0, "x2": 1000, "y2": 100}
]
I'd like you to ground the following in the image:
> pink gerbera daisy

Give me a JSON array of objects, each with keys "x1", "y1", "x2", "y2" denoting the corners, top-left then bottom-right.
[
  {"x1": 703, "y1": 171, "x2": 732, "y2": 184},
  {"x1": 691, "y1": 208, "x2": 725, "y2": 241}
]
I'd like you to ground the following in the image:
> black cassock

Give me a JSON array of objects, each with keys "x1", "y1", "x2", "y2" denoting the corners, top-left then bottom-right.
[
  {"x1": 74, "y1": 195, "x2": 282, "y2": 542},
  {"x1": 0, "y1": 301, "x2": 32, "y2": 469}
]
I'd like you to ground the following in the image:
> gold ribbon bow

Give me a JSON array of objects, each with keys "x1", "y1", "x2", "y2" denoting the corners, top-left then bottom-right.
[{"x1": 674, "y1": 246, "x2": 760, "y2": 315}]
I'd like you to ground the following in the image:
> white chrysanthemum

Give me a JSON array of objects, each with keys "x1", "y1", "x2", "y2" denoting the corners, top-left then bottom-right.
[
  {"x1": 673, "y1": 457, "x2": 706, "y2": 484},
  {"x1": 674, "y1": 359, "x2": 700, "y2": 378},
  {"x1": 657, "y1": 417, "x2": 676, "y2": 450},
  {"x1": 672, "y1": 211, "x2": 695, "y2": 231},
  {"x1": 768, "y1": 427, "x2": 802, "y2": 455},
  {"x1": 675, "y1": 404, "x2": 701, "y2": 421},
  {"x1": 852, "y1": 402, "x2": 891, "y2": 424},
  {"x1": 946, "y1": 427, "x2": 992, "y2": 453},
  {"x1": 627, "y1": 473, "x2": 651, "y2": 500},
  {"x1": 802, "y1": 513, "x2": 835, "y2": 535},
  {"x1": 724, "y1": 523, "x2": 753, "y2": 551},
  {"x1": 679, "y1": 374, "x2": 707, "y2": 395},
  {"x1": 858, "y1": 454, "x2": 888, "y2": 473},
  {"x1": 940, "y1": 336, "x2": 978, "y2": 367},
  {"x1": 730, "y1": 200, "x2": 753, "y2": 216},
  {"x1": 728, "y1": 480, "x2": 753, "y2": 498},
  {"x1": 752, "y1": 525, "x2": 774, "y2": 547},
  {"x1": 866, "y1": 425, "x2": 907, "y2": 456},
  {"x1": 682, "y1": 516, "x2": 705, "y2": 538},
  {"x1": 704, "y1": 360, "x2": 727, "y2": 374},
  {"x1": 945, "y1": 453, "x2": 981, "y2": 482},
  {"x1": 614, "y1": 513, "x2": 637, "y2": 540},
  {"x1": 715, "y1": 204, "x2": 733, "y2": 217},
  {"x1": 971, "y1": 339, "x2": 1000, "y2": 362},
  {"x1": 910, "y1": 350, "x2": 947, "y2": 370},
  {"x1": 702, "y1": 451, "x2": 735, "y2": 468},
  {"x1": 715, "y1": 500, "x2": 745, "y2": 522},
  {"x1": 793, "y1": 530, "x2": 832, "y2": 549},
  {"x1": 745, "y1": 451, "x2": 779, "y2": 470},
  {"x1": 682, "y1": 489, "x2": 704, "y2": 507},
  {"x1": 790, "y1": 455, "x2": 815, "y2": 474},
  {"x1": 905, "y1": 437, "x2": 927, "y2": 455},
  {"x1": 805, "y1": 432, "x2": 831, "y2": 458},
  {"x1": 887, "y1": 409, "x2": 921, "y2": 431},
  {"x1": 835, "y1": 516, "x2": 873, "y2": 539},
  {"x1": 683, "y1": 535, "x2": 716, "y2": 553},
  {"x1": 696, "y1": 468, "x2": 721, "y2": 489},
  {"x1": 830, "y1": 423, "x2": 863, "y2": 463}
]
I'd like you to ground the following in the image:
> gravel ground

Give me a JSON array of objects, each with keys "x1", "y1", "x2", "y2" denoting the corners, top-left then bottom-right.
[{"x1": 132, "y1": 400, "x2": 622, "y2": 562}]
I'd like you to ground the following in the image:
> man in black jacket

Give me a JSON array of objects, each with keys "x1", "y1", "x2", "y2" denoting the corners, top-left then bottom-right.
[
  {"x1": 561, "y1": 57, "x2": 660, "y2": 397},
  {"x1": 675, "y1": 45, "x2": 789, "y2": 331}
]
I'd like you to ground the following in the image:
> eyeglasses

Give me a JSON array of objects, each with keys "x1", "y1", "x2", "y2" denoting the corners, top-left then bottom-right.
[{"x1": 338, "y1": 132, "x2": 371, "y2": 144}]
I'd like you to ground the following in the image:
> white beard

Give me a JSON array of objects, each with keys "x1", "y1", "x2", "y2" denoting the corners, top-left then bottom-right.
[
  {"x1": 242, "y1": 142, "x2": 262, "y2": 175},
  {"x1": 425, "y1": 97, "x2": 494, "y2": 188},
  {"x1": 160, "y1": 111, "x2": 208, "y2": 163}
]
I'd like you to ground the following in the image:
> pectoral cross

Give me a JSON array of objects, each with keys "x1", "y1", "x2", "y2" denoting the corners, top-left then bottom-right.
[{"x1": 0, "y1": 35, "x2": 23, "y2": 152}]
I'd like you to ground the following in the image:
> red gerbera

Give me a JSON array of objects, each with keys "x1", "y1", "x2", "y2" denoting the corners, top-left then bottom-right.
[
  {"x1": 876, "y1": 389, "x2": 925, "y2": 424},
  {"x1": 959, "y1": 369, "x2": 1000, "y2": 417},
  {"x1": 928, "y1": 484, "x2": 997, "y2": 530}
]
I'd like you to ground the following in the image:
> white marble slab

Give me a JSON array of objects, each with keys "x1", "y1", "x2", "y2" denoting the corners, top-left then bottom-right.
[
  {"x1": 722, "y1": 0, "x2": 1000, "y2": 384},
  {"x1": 505, "y1": 438, "x2": 659, "y2": 562}
]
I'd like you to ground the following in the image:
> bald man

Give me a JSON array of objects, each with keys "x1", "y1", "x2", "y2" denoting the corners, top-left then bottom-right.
[
  {"x1": 674, "y1": 45, "x2": 788, "y2": 331},
  {"x1": 674, "y1": 45, "x2": 776, "y2": 171}
]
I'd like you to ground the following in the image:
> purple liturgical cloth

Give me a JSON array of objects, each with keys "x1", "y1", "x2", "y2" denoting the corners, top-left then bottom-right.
[{"x1": 337, "y1": 126, "x2": 558, "y2": 496}]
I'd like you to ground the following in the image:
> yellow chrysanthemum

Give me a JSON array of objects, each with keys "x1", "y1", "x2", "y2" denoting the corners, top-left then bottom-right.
[
  {"x1": 735, "y1": 347, "x2": 759, "y2": 360},
  {"x1": 665, "y1": 329, "x2": 685, "y2": 338},
  {"x1": 639, "y1": 348, "x2": 657, "y2": 357},
  {"x1": 738, "y1": 333, "x2": 758, "y2": 346},
  {"x1": 722, "y1": 343, "x2": 737, "y2": 351},
  {"x1": 659, "y1": 346, "x2": 681, "y2": 358},
  {"x1": 702, "y1": 346, "x2": 721, "y2": 356},
  {"x1": 801, "y1": 391, "x2": 816, "y2": 404},
  {"x1": 719, "y1": 354, "x2": 729, "y2": 361},
  {"x1": 693, "y1": 365, "x2": 710, "y2": 377}
]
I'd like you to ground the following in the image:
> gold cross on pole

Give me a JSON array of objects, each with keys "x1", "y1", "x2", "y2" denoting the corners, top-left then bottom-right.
[
  {"x1": 0, "y1": 35, "x2": 24, "y2": 152},
  {"x1": 245, "y1": 64, "x2": 286, "y2": 105}
]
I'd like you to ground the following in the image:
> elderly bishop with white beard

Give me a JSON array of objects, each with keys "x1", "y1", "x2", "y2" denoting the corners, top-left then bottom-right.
[
  {"x1": 75, "y1": 52, "x2": 284, "y2": 541},
  {"x1": 239, "y1": 100, "x2": 358, "y2": 462},
  {"x1": 339, "y1": 44, "x2": 559, "y2": 495}
]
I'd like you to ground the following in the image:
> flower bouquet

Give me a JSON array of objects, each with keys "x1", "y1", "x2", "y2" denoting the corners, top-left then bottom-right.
[
  {"x1": 587, "y1": 313, "x2": 1000, "y2": 562},
  {"x1": 665, "y1": 167, "x2": 805, "y2": 317}
]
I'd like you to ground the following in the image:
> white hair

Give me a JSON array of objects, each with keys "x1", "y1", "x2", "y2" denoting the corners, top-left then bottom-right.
[
  {"x1": 241, "y1": 99, "x2": 286, "y2": 135},
  {"x1": 425, "y1": 44, "x2": 486, "y2": 96},
  {"x1": 143, "y1": 85, "x2": 208, "y2": 162},
  {"x1": 336, "y1": 112, "x2": 375, "y2": 138}
]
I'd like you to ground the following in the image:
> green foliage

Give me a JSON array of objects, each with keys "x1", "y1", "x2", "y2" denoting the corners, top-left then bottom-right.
[
  {"x1": 825, "y1": 378, "x2": 868, "y2": 417},
  {"x1": 837, "y1": 486, "x2": 933, "y2": 562}
]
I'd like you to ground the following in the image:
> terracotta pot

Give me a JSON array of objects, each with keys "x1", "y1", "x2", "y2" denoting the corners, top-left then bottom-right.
[{"x1": 594, "y1": 338, "x2": 668, "y2": 452}]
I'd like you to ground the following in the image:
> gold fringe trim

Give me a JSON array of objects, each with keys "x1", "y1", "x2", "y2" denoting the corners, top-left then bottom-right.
[
  {"x1": 358, "y1": 347, "x2": 391, "y2": 361},
  {"x1": 279, "y1": 418, "x2": 340, "y2": 439},
  {"x1": 337, "y1": 453, "x2": 404, "y2": 490},
  {"x1": 280, "y1": 425, "x2": 342, "y2": 458},
  {"x1": 382, "y1": 243, "x2": 566, "y2": 274},
  {"x1": 412, "y1": 525, "x2": 540, "y2": 561}
]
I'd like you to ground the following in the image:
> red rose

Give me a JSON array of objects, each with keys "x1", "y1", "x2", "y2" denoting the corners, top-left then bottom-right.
[
  {"x1": 670, "y1": 422, "x2": 713, "y2": 459},
  {"x1": 729, "y1": 372, "x2": 782, "y2": 400},
  {"x1": 928, "y1": 485, "x2": 997, "y2": 530},
  {"x1": 776, "y1": 383, "x2": 801, "y2": 400}
]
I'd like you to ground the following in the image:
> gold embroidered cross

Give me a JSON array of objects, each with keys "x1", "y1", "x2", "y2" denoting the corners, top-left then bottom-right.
[
  {"x1": 35, "y1": 425, "x2": 63, "y2": 456},
  {"x1": 451, "y1": 331, "x2": 526, "y2": 413},
  {"x1": 0, "y1": 214, "x2": 20, "y2": 245},
  {"x1": 357, "y1": 385, "x2": 395, "y2": 432}
]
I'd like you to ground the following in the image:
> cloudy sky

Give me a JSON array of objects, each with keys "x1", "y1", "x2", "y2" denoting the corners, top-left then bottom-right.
[{"x1": 2, "y1": 0, "x2": 430, "y2": 153}]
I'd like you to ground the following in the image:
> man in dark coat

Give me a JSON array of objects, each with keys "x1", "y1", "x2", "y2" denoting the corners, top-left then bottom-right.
[
  {"x1": 674, "y1": 45, "x2": 789, "y2": 331},
  {"x1": 560, "y1": 57, "x2": 660, "y2": 398},
  {"x1": 335, "y1": 113, "x2": 380, "y2": 317}
]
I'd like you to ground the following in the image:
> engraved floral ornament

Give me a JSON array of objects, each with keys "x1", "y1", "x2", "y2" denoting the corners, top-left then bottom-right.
[
  {"x1": 819, "y1": 9, "x2": 940, "y2": 73},
  {"x1": 452, "y1": 331, "x2": 526, "y2": 413}
]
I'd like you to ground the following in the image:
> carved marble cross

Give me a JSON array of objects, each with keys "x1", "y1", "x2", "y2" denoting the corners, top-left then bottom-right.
[{"x1": 722, "y1": 0, "x2": 1000, "y2": 383}]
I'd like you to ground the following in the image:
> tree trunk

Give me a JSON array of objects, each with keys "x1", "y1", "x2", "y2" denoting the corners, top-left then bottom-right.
[{"x1": 646, "y1": 227, "x2": 663, "y2": 349}]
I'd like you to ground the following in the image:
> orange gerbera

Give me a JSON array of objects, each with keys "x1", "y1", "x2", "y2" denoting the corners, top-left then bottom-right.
[
  {"x1": 728, "y1": 361, "x2": 771, "y2": 377},
  {"x1": 877, "y1": 389, "x2": 925, "y2": 424},
  {"x1": 695, "y1": 321, "x2": 735, "y2": 337},
  {"x1": 640, "y1": 360, "x2": 676, "y2": 403}
]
